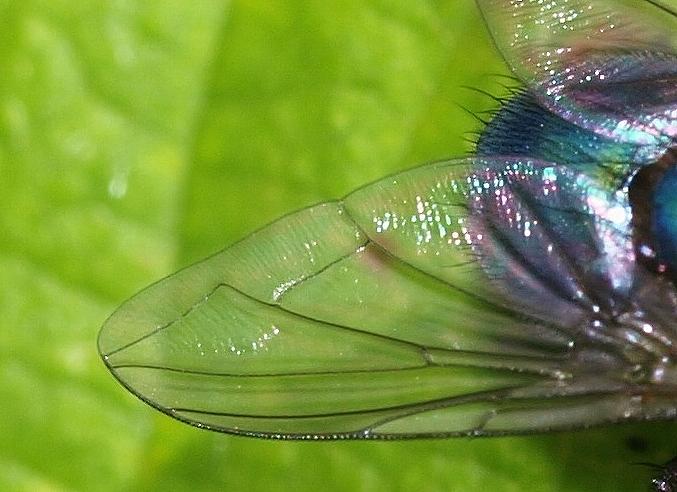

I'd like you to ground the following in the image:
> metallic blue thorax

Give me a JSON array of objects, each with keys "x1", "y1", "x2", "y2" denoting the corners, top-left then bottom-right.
[{"x1": 477, "y1": 90, "x2": 676, "y2": 286}]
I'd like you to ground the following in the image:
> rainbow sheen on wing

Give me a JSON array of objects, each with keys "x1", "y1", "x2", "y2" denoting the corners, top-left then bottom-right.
[{"x1": 477, "y1": 0, "x2": 677, "y2": 147}]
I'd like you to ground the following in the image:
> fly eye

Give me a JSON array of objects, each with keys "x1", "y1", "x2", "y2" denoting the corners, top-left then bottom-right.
[
  {"x1": 630, "y1": 148, "x2": 677, "y2": 281},
  {"x1": 654, "y1": 161, "x2": 677, "y2": 274}
]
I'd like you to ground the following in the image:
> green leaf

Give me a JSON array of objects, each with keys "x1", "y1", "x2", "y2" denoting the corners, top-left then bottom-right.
[{"x1": 1, "y1": 0, "x2": 674, "y2": 491}]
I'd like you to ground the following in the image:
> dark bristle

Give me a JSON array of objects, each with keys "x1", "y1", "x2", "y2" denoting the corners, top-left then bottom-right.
[
  {"x1": 459, "y1": 85, "x2": 507, "y2": 104},
  {"x1": 455, "y1": 102, "x2": 491, "y2": 125}
]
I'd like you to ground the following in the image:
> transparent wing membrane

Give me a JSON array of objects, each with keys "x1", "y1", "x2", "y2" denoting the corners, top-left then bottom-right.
[
  {"x1": 100, "y1": 0, "x2": 677, "y2": 440},
  {"x1": 99, "y1": 158, "x2": 677, "y2": 438},
  {"x1": 477, "y1": 0, "x2": 677, "y2": 147}
]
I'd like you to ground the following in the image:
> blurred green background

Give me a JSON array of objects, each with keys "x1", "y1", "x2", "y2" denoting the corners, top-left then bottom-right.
[{"x1": 1, "y1": 0, "x2": 674, "y2": 491}]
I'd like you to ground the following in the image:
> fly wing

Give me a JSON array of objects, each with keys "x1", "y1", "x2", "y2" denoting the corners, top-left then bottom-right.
[
  {"x1": 98, "y1": 157, "x2": 677, "y2": 439},
  {"x1": 476, "y1": 0, "x2": 677, "y2": 147}
]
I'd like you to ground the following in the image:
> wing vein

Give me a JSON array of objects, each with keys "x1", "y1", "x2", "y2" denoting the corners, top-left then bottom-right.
[
  {"x1": 105, "y1": 282, "x2": 434, "y2": 359},
  {"x1": 170, "y1": 386, "x2": 526, "y2": 420}
]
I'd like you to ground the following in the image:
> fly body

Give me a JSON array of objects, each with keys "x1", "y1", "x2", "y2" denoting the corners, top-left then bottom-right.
[{"x1": 99, "y1": 0, "x2": 677, "y2": 488}]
